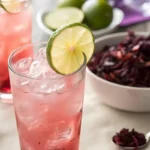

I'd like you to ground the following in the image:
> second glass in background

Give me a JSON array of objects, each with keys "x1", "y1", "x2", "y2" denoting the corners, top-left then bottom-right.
[{"x1": 0, "y1": 0, "x2": 32, "y2": 102}]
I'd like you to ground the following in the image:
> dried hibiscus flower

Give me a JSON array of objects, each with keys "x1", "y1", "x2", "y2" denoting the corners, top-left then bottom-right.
[
  {"x1": 88, "y1": 31, "x2": 150, "y2": 87},
  {"x1": 112, "y1": 128, "x2": 146, "y2": 150}
]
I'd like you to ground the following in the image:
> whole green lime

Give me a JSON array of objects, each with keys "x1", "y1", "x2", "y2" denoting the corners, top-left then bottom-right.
[
  {"x1": 57, "y1": 0, "x2": 85, "y2": 8},
  {"x1": 82, "y1": 0, "x2": 113, "y2": 30}
]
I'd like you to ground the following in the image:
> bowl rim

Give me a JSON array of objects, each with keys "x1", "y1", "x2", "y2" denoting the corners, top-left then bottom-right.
[
  {"x1": 36, "y1": 8, "x2": 124, "y2": 36},
  {"x1": 87, "y1": 31, "x2": 150, "y2": 91}
]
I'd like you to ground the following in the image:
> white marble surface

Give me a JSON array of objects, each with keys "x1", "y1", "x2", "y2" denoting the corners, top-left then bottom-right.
[{"x1": 1, "y1": 0, "x2": 150, "y2": 150}]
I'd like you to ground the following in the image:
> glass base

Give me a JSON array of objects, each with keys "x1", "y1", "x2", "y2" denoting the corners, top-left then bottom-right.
[{"x1": 0, "y1": 92, "x2": 13, "y2": 104}]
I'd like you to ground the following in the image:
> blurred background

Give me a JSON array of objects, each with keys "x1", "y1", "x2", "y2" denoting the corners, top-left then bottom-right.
[
  {"x1": 33, "y1": 0, "x2": 150, "y2": 42},
  {"x1": 32, "y1": 0, "x2": 57, "y2": 42}
]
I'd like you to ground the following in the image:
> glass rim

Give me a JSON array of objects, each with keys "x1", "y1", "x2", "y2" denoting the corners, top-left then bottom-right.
[
  {"x1": 8, "y1": 42, "x2": 87, "y2": 81},
  {"x1": 0, "y1": 0, "x2": 30, "y2": 3}
]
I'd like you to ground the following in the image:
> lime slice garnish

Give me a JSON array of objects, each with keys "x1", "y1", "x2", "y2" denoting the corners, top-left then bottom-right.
[
  {"x1": 44, "y1": 7, "x2": 84, "y2": 30},
  {"x1": 0, "y1": 0, "x2": 21, "y2": 13},
  {"x1": 46, "y1": 23, "x2": 95, "y2": 75}
]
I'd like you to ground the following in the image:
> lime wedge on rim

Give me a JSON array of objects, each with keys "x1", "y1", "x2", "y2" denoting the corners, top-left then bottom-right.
[
  {"x1": 44, "y1": 7, "x2": 84, "y2": 30},
  {"x1": 46, "y1": 23, "x2": 95, "y2": 75},
  {"x1": 0, "y1": 0, "x2": 21, "y2": 13}
]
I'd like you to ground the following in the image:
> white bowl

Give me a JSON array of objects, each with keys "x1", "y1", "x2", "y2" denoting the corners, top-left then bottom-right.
[
  {"x1": 36, "y1": 8, "x2": 124, "y2": 38},
  {"x1": 86, "y1": 32, "x2": 150, "y2": 112}
]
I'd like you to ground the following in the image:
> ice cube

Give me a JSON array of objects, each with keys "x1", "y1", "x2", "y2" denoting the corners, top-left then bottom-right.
[
  {"x1": 17, "y1": 45, "x2": 65, "y2": 93},
  {"x1": 26, "y1": 79, "x2": 64, "y2": 94},
  {"x1": 29, "y1": 60, "x2": 43, "y2": 78},
  {"x1": 19, "y1": 74, "x2": 65, "y2": 94},
  {"x1": 29, "y1": 47, "x2": 63, "y2": 79},
  {"x1": 21, "y1": 80, "x2": 30, "y2": 88},
  {"x1": 29, "y1": 47, "x2": 47, "y2": 78},
  {"x1": 29, "y1": 61, "x2": 53, "y2": 79},
  {"x1": 15, "y1": 57, "x2": 33, "y2": 75},
  {"x1": 34, "y1": 47, "x2": 47, "y2": 62},
  {"x1": 15, "y1": 93, "x2": 48, "y2": 130},
  {"x1": 20, "y1": 80, "x2": 34, "y2": 93},
  {"x1": 29, "y1": 60, "x2": 54, "y2": 79},
  {"x1": 29, "y1": 47, "x2": 57, "y2": 79},
  {"x1": 38, "y1": 80, "x2": 65, "y2": 94}
]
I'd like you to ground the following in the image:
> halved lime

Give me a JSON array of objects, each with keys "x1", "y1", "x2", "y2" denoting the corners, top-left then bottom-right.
[
  {"x1": 44, "y1": 7, "x2": 84, "y2": 30},
  {"x1": 0, "y1": 0, "x2": 21, "y2": 13},
  {"x1": 46, "y1": 23, "x2": 95, "y2": 75}
]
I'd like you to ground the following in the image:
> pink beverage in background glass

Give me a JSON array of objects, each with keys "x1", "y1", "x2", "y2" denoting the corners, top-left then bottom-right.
[
  {"x1": 8, "y1": 43, "x2": 86, "y2": 150},
  {"x1": 0, "y1": 0, "x2": 32, "y2": 97}
]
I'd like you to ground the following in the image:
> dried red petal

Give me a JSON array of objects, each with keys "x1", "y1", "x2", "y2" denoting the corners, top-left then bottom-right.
[
  {"x1": 116, "y1": 51, "x2": 123, "y2": 59},
  {"x1": 87, "y1": 31, "x2": 150, "y2": 87},
  {"x1": 132, "y1": 45, "x2": 140, "y2": 52},
  {"x1": 112, "y1": 128, "x2": 146, "y2": 148}
]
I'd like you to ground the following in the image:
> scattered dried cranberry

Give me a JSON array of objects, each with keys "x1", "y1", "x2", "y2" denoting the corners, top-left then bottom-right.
[
  {"x1": 88, "y1": 31, "x2": 150, "y2": 87},
  {"x1": 112, "y1": 128, "x2": 146, "y2": 150}
]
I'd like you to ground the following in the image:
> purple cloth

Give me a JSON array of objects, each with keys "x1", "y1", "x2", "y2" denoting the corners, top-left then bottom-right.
[{"x1": 114, "y1": 2, "x2": 150, "y2": 27}]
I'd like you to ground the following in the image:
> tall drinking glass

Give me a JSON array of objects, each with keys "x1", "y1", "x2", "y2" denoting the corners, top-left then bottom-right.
[
  {"x1": 8, "y1": 43, "x2": 86, "y2": 150},
  {"x1": 0, "y1": 0, "x2": 32, "y2": 103}
]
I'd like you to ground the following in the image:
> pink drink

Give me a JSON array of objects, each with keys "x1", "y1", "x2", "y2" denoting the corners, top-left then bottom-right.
[
  {"x1": 8, "y1": 44, "x2": 86, "y2": 150},
  {"x1": 0, "y1": 0, "x2": 32, "y2": 93}
]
